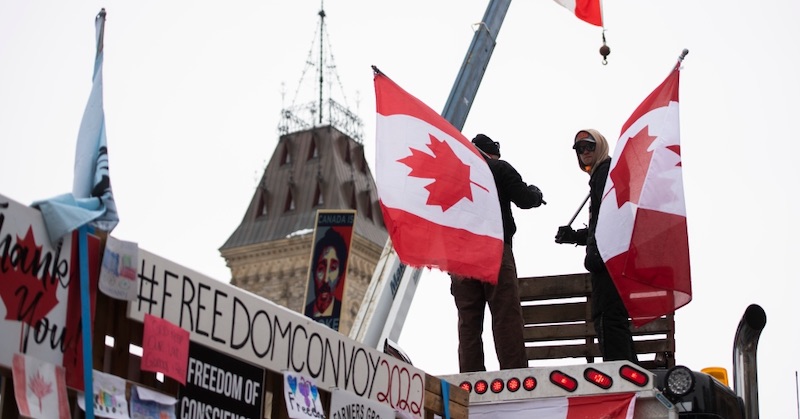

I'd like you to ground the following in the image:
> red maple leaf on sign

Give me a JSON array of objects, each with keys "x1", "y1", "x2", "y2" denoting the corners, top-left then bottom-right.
[
  {"x1": 609, "y1": 126, "x2": 659, "y2": 208},
  {"x1": 397, "y1": 134, "x2": 488, "y2": 211},
  {"x1": 0, "y1": 227, "x2": 60, "y2": 325},
  {"x1": 29, "y1": 370, "x2": 54, "y2": 412}
]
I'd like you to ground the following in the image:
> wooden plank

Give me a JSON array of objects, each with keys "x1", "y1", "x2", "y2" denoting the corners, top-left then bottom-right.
[
  {"x1": 526, "y1": 339, "x2": 675, "y2": 361},
  {"x1": 425, "y1": 374, "x2": 469, "y2": 419},
  {"x1": 524, "y1": 317, "x2": 675, "y2": 341},
  {"x1": 524, "y1": 322, "x2": 595, "y2": 341},
  {"x1": 519, "y1": 273, "x2": 591, "y2": 301},
  {"x1": 522, "y1": 302, "x2": 588, "y2": 324}
]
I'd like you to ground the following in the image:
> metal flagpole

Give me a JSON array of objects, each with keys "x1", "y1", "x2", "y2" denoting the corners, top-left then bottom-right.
[{"x1": 566, "y1": 193, "x2": 590, "y2": 227}]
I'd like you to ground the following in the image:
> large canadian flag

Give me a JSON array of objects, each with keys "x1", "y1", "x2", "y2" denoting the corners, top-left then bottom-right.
[
  {"x1": 374, "y1": 70, "x2": 504, "y2": 284},
  {"x1": 470, "y1": 393, "x2": 636, "y2": 418},
  {"x1": 553, "y1": 0, "x2": 603, "y2": 26},
  {"x1": 596, "y1": 59, "x2": 692, "y2": 326}
]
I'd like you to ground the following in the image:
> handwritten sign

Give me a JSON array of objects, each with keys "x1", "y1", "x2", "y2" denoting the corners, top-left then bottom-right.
[
  {"x1": 76, "y1": 370, "x2": 129, "y2": 419},
  {"x1": 99, "y1": 236, "x2": 139, "y2": 301},
  {"x1": 141, "y1": 313, "x2": 189, "y2": 385},
  {"x1": 0, "y1": 193, "x2": 102, "y2": 391},
  {"x1": 128, "y1": 249, "x2": 426, "y2": 419},
  {"x1": 283, "y1": 371, "x2": 326, "y2": 419}
]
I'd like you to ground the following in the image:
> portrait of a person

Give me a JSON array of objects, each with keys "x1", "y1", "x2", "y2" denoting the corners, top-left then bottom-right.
[{"x1": 304, "y1": 227, "x2": 349, "y2": 323}]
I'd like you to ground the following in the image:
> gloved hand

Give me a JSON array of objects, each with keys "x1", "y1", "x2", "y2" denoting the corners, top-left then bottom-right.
[
  {"x1": 555, "y1": 225, "x2": 578, "y2": 244},
  {"x1": 528, "y1": 185, "x2": 546, "y2": 207}
]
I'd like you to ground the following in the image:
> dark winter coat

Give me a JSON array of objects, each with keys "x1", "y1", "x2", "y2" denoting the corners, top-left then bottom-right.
[{"x1": 485, "y1": 156, "x2": 543, "y2": 244}]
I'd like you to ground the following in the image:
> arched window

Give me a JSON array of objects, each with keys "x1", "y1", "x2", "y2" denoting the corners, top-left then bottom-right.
[
  {"x1": 314, "y1": 183, "x2": 324, "y2": 206},
  {"x1": 308, "y1": 139, "x2": 319, "y2": 160},
  {"x1": 280, "y1": 143, "x2": 292, "y2": 165},
  {"x1": 285, "y1": 190, "x2": 295, "y2": 212}
]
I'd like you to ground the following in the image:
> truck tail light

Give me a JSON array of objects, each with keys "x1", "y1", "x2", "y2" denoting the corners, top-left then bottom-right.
[
  {"x1": 507, "y1": 377, "x2": 521, "y2": 392},
  {"x1": 459, "y1": 381, "x2": 472, "y2": 392},
  {"x1": 490, "y1": 378, "x2": 504, "y2": 393},
  {"x1": 474, "y1": 379, "x2": 489, "y2": 394},
  {"x1": 523, "y1": 376, "x2": 537, "y2": 391},
  {"x1": 620, "y1": 365, "x2": 649, "y2": 387},
  {"x1": 584, "y1": 368, "x2": 613, "y2": 389},
  {"x1": 550, "y1": 370, "x2": 578, "y2": 392}
]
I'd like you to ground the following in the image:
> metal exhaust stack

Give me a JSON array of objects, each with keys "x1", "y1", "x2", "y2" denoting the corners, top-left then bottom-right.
[{"x1": 733, "y1": 304, "x2": 767, "y2": 419}]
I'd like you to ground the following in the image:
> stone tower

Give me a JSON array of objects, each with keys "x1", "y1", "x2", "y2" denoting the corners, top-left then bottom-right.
[{"x1": 219, "y1": 8, "x2": 387, "y2": 336}]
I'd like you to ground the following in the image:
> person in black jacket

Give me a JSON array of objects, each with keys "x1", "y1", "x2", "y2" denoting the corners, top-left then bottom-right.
[
  {"x1": 554, "y1": 129, "x2": 638, "y2": 363},
  {"x1": 450, "y1": 133, "x2": 545, "y2": 372}
]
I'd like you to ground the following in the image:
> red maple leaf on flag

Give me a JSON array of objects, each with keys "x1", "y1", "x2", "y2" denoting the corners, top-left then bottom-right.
[
  {"x1": 398, "y1": 133, "x2": 488, "y2": 211},
  {"x1": 667, "y1": 145, "x2": 682, "y2": 166},
  {"x1": 609, "y1": 126, "x2": 659, "y2": 208},
  {"x1": 0, "y1": 227, "x2": 60, "y2": 326}
]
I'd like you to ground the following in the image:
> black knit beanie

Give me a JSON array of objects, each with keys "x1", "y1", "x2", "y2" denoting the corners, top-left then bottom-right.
[{"x1": 472, "y1": 134, "x2": 500, "y2": 157}]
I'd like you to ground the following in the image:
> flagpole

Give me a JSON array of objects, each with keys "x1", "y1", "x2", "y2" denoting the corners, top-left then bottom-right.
[
  {"x1": 567, "y1": 193, "x2": 590, "y2": 227},
  {"x1": 79, "y1": 225, "x2": 94, "y2": 419},
  {"x1": 676, "y1": 48, "x2": 689, "y2": 69},
  {"x1": 78, "y1": 11, "x2": 107, "y2": 419}
]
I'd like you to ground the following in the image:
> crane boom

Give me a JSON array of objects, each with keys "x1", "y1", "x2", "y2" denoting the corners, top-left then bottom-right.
[{"x1": 349, "y1": 0, "x2": 512, "y2": 349}]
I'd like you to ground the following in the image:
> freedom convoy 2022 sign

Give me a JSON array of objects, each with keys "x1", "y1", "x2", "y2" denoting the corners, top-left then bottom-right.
[{"x1": 128, "y1": 248, "x2": 427, "y2": 419}]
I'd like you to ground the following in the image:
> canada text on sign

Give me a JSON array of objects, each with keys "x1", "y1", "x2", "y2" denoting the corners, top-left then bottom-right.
[{"x1": 128, "y1": 249, "x2": 425, "y2": 419}]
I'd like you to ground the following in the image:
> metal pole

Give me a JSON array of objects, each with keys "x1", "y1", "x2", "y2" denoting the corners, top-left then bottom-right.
[{"x1": 566, "y1": 193, "x2": 590, "y2": 227}]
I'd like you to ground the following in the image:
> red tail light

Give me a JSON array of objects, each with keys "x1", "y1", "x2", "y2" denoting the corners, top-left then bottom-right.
[
  {"x1": 490, "y1": 378, "x2": 504, "y2": 393},
  {"x1": 523, "y1": 376, "x2": 537, "y2": 391},
  {"x1": 550, "y1": 370, "x2": 578, "y2": 392},
  {"x1": 474, "y1": 379, "x2": 489, "y2": 394},
  {"x1": 459, "y1": 381, "x2": 472, "y2": 392},
  {"x1": 620, "y1": 365, "x2": 649, "y2": 387},
  {"x1": 507, "y1": 377, "x2": 521, "y2": 392},
  {"x1": 584, "y1": 368, "x2": 613, "y2": 389}
]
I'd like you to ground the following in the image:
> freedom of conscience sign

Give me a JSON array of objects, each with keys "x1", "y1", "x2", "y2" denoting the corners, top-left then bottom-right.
[
  {"x1": 179, "y1": 341, "x2": 265, "y2": 419},
  {"x1": 128, "y1": 249, "x2": 426, "y2": 419}
]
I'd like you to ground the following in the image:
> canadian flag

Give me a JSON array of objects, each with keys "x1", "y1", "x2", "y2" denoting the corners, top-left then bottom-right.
[
  {"x1": 470, "y1": 393, "x2": 636, "y2": 418},
  {"x1": 596, "y1": 59, "x2": 692, "y2": 326},
  {"x1": 553, "y1": 0, "x2": 603, "y2": 26},
  {"x1": 374, "y1": 70, "x2": 504, "y2": 284},
  {"x1": 12, "y1": 353, "x2": 71, "y2": 419}
]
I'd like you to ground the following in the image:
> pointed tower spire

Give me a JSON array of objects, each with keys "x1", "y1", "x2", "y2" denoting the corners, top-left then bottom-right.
[{"x1": 278, "y1": 3, "x2": 364, "y2": 143}]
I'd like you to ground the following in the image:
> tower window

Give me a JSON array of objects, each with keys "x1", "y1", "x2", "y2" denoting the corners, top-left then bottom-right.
[
  {"x1": 257, "y1": 195, "x2": 268, "y2": 218},
  {"x1": 281, "y1": 143, "x2": 292, "y2": 165},
  {"x1": 314, "y1": 184, "x2": 324, "y2": 206},
  {"x1": 308, "y1": 139, "x2": 319, "y2": 160},
  {"x1": 285, "y1": 190, "x2": 295, "y2": 212}
]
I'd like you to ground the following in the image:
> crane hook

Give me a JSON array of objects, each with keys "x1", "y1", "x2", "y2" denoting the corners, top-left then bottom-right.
[{"x1": 599, "y1": 30, "x2": 610, "y2": 65}]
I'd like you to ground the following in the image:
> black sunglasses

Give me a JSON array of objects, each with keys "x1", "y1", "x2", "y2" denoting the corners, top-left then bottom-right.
[{"x1": 573, "y1": 142, "x2": 596, "y2": 154}]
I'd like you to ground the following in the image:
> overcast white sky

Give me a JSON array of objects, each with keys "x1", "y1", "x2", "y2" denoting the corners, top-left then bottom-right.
[{"x1": 2, "y1": 0, "x2": 799, "y2": 416}]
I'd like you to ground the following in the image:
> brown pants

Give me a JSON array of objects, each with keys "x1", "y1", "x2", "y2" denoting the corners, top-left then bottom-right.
[{"x1": 450, "y1": 243, "x2": 527, "y2": 372}]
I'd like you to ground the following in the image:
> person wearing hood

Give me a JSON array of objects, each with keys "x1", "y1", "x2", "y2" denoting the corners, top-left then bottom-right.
[
  {"x1": 450, "y1": 133, "x2": 545, "y2": 373},
  {"x1": 554, "y1": 129, "x2": 638, "y2": 363}
]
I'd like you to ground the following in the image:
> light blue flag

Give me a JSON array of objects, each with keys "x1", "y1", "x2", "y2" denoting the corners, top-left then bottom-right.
[{"x1": 34, "y1": 9, "x2": 119, "y2": 244}]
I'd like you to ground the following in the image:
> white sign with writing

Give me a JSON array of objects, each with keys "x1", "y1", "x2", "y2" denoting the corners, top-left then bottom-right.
[
  {"x1": 99, "y1": 236, "x2": 139, "y2": 301},
  {"x1": 0, "y1": 194, "x2": 73, "y2": 369},
  {"x1": 330, "y1": 388, "x2": 395, "y2": 419},
  {"x1": 128, "y1": 249, "x2": 426, "y2": 419},
  {"x1": 284, "y1": 371, "x2": 326, "y2": 419}
]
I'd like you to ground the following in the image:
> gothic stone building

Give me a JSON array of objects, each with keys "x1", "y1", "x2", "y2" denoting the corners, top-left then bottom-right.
[{"x1": 219, "y1": 126, "x2": 387, "y2": 335}]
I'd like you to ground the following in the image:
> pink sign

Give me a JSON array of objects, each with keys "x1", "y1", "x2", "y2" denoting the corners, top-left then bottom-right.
[{"x1": 141, "y1": 313, "x2": 190, "y2": 385}]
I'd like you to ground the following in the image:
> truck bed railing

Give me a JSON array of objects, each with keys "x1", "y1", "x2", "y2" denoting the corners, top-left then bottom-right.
[{"x1": 519, "y1": 273, "x2": 676, "y2": 370}]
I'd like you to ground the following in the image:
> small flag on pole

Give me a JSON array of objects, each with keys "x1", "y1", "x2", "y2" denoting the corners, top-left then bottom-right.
[
  {"x1": 33, "y1": 8, "x2": 118, "y2": 244},
  {"x1": 552, "y1": 0, "x2": 603, "y2": 26}
]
